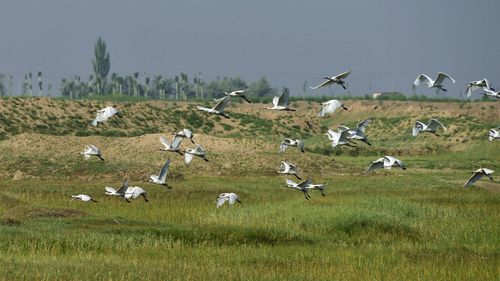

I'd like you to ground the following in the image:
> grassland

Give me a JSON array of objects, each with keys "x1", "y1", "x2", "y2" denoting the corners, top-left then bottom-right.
[{"x1": 0, "y1": 98, "x2": 498, "y2": 280}]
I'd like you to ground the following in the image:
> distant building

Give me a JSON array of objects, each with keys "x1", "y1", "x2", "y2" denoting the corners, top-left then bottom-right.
[{"x1": 372, "y1": 92, "x2": 405, "y2": 99}]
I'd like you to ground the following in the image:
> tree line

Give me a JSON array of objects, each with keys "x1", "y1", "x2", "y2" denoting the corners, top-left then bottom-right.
[{"x1": 0, "y1": 37, "x2": 278, "y2": 100}]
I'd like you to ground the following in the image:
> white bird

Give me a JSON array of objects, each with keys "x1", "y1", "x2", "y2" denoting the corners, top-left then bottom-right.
[
  {"x1": 105, "y1": 179, "x2": 129, "y2": 197},
  {"x1": 364, "y1": 156, "x2": 406, "y2": 174},
  {"x1": 214, "y1": 89, "x2": 252, "y2": 103},
  {"x1": 124, "y1": 186, "x2": 149, "y2": 202},
  {"x1": 464, "y1": 168, "x2": 494, "y2": 187},
  {"x1": 149, "y1": 159, "x2": 171, "y2": 187},
  {"x1": 277, "y1": 161, "x2": 302, "y2": 180},
  {"x1": 326, "y1": 129, "x2": 356, "y2": 148},
  {"x1": 266, "y1": 88, "x2": 295, "y2": 111},
  {"x1": 338, "y1": 118, "x2": 373, "y2": 146},
  {"x1": 91, "y1": 106, "x2": 123, "y2": 126},
  {"x1": 489, "y1": 128, "x2": 500, "y2": 141},
  {"x1": 465, "y1": 79, "x2": 493, "y2": 98},
  {"x1": 174, "y1": 128, "x2": 196, "y2": 144},
  {"x1": 279, "y1": 138, "x2": 305, "y2": 153},
  {"x1": 80, "y1": 145, "x2": 105, "y2": 161},
  {"x1": 184, "y1": 144, "x2": 209, "y2": 165},
  {"x1": 310, "y1": 70, "x2": 352, "y2": 90},
  {"x1": 306, "y1": 182, "x2": 326, "y2": 197},
  {"x1": 216, "y1": 193, "x2": 241, "y2": 208},
  {"x1": 414, "y1": 72, "x2": 455, "y2": 92},
  {"x1": 318, "y1": 99, "x2": 348, "y2": 117},
  {"x1": 412, "y1": 119, "x2": 446, "y2": 136},
  {"x1": 159, "y1": 135, "x2": 184, "y2": 155},
  {"x1": 71, "y1": 194, "x2": 97, "y2": 202},
  {"x1": 481, "y1": 87, "x2": 500, "y2": 99},
  {"x1": 286, "y1": 178, "x2": 312, "y2": 200},
  {"x1": 197, "y1": 96, "x2": 231, "y2": 118}
]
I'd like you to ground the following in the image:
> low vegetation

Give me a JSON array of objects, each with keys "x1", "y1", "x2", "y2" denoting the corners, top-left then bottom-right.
[{"x1": 0, "y1": 98, "x2": 498, "y2": 280}]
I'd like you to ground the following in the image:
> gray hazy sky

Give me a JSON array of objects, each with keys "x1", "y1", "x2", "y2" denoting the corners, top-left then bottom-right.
[{"x1": 1, "y1": 0, "x2": 499, "y2": 96}]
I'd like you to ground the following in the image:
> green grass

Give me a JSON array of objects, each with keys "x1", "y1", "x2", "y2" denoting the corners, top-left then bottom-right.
[{"x1": 0, "y1": 151, "x2": 499, "y2": 280}]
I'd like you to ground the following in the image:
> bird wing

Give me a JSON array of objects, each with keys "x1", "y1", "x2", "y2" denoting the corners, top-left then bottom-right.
[
  {"x1": 296, "y1": 139, "x2": 305, "y2": 152},
  {"x1": 464, "y1": 172, "x2": 483, "y2": 187},
  {"x1": 117, "y1": 179, "x2": 129, "y2": 194},
  {"x1": 183, "y1": 129, "x2": 193, "y2": 139},
  {"x1": 339, "y1": 130, "x2": 351, "y2": 142},
  {"x1": 482, "y1": 168, "x2": 494, "y2": 175},
  {"x1": 334, "y1": 69, "x2": 352, "y2": 80},
  {"x1": 272, "y1": 95, "x2": 280, "y2": 107},
  {"x1": 483, "y1": 87, "x2": 497, "y2": 95},
  {"x1": 414, "y1": 74, "x2": 432, "y2": 86},
  {"x1": 171, "y1": 135, "x2": 184, "y2": 149},
  {"x1": 160, "y1": 136, "x2": 170, "y2": 148},
  {"x1": 279, "y1": 139, "x2": 289, "y2": 152},
  {"x1": 216, "y1": 196, "x2": 228, "y2": 208},
  {"x1": 413, "y1": 121, "x2": 426, "y2": 136},
  {"x1": 356, "y1": 118, "x2": 373, "y2": 133},
  {"x1": 325, "y1": 100, "x2": 342, "y2": 116},
  {"x1": 158, "y1": 159, "x2": 171, "y2": 182},
  {"x1": 105, "y1": 186, "x2": 117, "y2": 193},
  {"x1": 298, "y1": 177, "x2": 312, "y2": 188},
  {"x1": 310, "y1": 79, "x2": 333, "y2": 90},
  {"x1": 327, "y1": 129, "x2": 340, "y2": 146},
  {"x1": 435, "y1": 72, "x2": 455, "y2": 85},
  {"x1": 277, "y1": 88, "x2": 290, "y2": 106},
  {"x1": 184, "y1": 152, "x2": 194, "y2": 165},
  {"x1": 385, "y1": 156, "x2": 405, "y2": 169},
  {"x1": 364, "y1": 158, "x2": 385, "y2": 173},
  {"x1": 278, "y1": 161, "x2": 287, "y2": 172},
  {"x1": 194, "y1": 144, "x2": 205, "y2": 154},
  {"x1": 286, "y1": 179, "x2": 297, "y2": 187},
  {"x1": 428, "y1": 119, "x2": 446, "y2": 131},
  {"x1": 89, "y1": 145, "x2": 100, "y2": 154},
  {"x1": 228, "y1": 193, "x2": 238, "y2": 205},
  {"x1": 213, "y1": 96, "x2": 230, "y2": 111}
]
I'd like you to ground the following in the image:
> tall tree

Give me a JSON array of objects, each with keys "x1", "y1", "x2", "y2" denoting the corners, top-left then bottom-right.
[
  {"x1": 37, "y1": 71, "x2": 43, "y2": 96},
  {"x1": 92, "y1": 36, "x2": 110, "y2": 95},
  {"x1": 0, "y1": 74, "x2": 5, "y2": 97}
]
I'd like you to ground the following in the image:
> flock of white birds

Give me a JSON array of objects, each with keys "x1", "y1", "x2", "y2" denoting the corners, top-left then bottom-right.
[{"x1": 72, "y1": 71, "x2": 497, "y2": 205}]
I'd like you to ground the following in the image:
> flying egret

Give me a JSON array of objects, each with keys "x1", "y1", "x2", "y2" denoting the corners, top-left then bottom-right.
[
  {"x1": 149, "y1": 159, "x2": 171, "y2": 187},
  {"x1": 318, "y1": 99, "x2": 348, "y2": 117},
  {"x1": 197, "y1": 96, "x2": 231, "y2": 118},
  {"x1": 214, "y1": 89, "x2": 252, "y2": 103},
  {"x1": 286, "y1": 178, "x2": 312, "y2": 200},
  {"x1": 174, "y1": 128, "x2": 196, "y2": 144},
  {"x1": 310, "y1": 70, "x2": 352, "y2": 90},
  {"x1": 277, "y1": 161, "x2": 302, "y2": 180},
  {"x1": 124, "y1": 186, "x2": 149, "y2": 202},
  {"x1": 338, "y1": 118, "x2": 373, "y2": 146},
  {"x1": 481, "y1": 87, "x2": 500, "y2": 99},
  {"x1": 91, "y1": 106, "x2": 123, "y2": 126},
  {"x1": 71, "y1": 194, "x2": 97, "y2": 202},
  {"x1": 159, "y1": 135, "x2": 184, "y2": 155},
  {"x1": 184, "y1": 144, "x2": 209, "y2": 165},
  {"x1": 413, "y1": 119, "x2": 446, "y2": 136},
  {"x1": 364, "y1": 156, "x2": 406, "y2": 173},
  {"x1": 80, "y1": 145, "x2": 105, "y2": 161},
  {"x1": 489, "y1": 128, "x2": 500, "y2": 141},
  {"x1": 414, "y1": 72, "x2": 455, "y2": 92},
  {"x1": 465, "y1": 79, "x2": 493, "y2": 98},
  {"x1": 279, "y1": 138, "x2": 305, "y2": 153},
  {"x1": 266, "y1": 88, "x2": 295, "y2": 111},
  {"x1": 464, "y1": 168, "x2": 494, "y2": 187},
  {"x1": 216, "y1": 193, "x2": 241, "y2": 208},
  {"x1": 326, "y1": 128, "x2": 356, "y2": 148}
]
